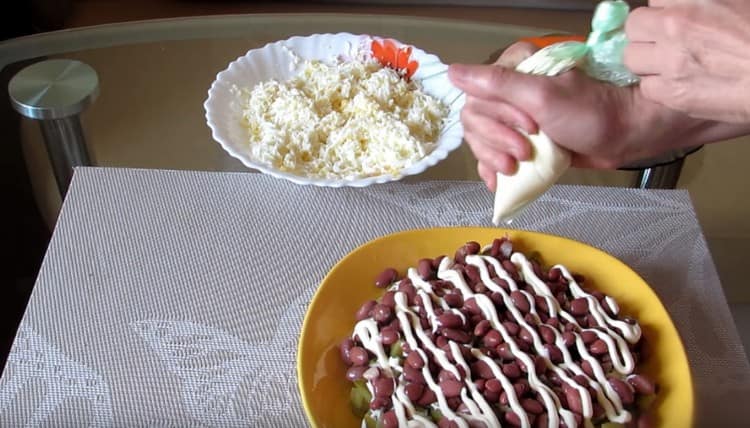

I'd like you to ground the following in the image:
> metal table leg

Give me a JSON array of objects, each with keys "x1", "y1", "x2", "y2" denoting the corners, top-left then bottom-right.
[
  {"x1": 8, "y1": 59, "x2": 98, "y2": 197},
  {"x1": 634, "y1": 158, "x2": 685, "y2": 189}
]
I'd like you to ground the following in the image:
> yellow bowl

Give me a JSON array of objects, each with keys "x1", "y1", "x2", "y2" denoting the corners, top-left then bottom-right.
[{"x1": 297, "y1": 227, "x2": 693, "y2": 427}]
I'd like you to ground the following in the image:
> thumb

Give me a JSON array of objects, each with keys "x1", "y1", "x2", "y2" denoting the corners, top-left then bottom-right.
[{"x1": 448, "y1": 63, "x2": 544, "y2": 101}]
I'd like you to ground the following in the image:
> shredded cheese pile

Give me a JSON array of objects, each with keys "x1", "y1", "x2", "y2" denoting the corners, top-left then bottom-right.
[{"x1": 235, "y1": 59, "x2": 448, "y2": 179}]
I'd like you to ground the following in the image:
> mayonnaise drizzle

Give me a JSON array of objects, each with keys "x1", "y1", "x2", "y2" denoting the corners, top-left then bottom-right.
[{"x1": 353, "y1": 247, "x2": 645, "y2": 427}]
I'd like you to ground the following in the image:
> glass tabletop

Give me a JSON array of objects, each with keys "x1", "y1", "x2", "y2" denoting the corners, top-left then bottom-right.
[{"x1": 1, "y1": 12, "x2": 642, "y2": 228}]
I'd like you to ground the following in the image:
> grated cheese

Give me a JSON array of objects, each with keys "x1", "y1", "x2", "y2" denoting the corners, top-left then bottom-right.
[{"x1": 234, "y1": 58, "x2": 448, "y2": 179}]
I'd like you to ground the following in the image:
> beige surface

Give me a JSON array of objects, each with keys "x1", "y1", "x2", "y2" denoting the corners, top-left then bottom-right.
[{"x1": 17, "y1": 8, "x2": 750, "y2": 303}]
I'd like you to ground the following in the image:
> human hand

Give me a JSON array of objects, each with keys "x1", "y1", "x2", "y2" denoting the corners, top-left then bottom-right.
[
  {"x1": 450, "y1": 42, "x2": 658, "y2": 190},
  {"x1": 624, "y1": 0, "x2": 750, "y2": 123}
]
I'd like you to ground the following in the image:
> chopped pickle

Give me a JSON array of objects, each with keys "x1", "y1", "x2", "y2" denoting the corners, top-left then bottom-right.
[
  {"x1": 390, "y1": 340, "x2": 404, "y2": 358},
  {"x1": 350, "y1": 380, "x2": 372, "y2": 418}
]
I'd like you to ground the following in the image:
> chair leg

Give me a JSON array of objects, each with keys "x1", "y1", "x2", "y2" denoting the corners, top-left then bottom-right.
[{"x1": 635, "y1": 158, "x2": 685, "y2": 189}]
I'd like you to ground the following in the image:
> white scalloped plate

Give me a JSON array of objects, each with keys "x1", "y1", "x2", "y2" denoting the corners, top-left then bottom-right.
[{"x1": 204, "y1": 33, "x2": 465, "y2": 187}]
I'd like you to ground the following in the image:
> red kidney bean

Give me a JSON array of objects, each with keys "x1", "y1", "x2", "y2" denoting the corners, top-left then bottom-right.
[
  {"x1": 372, "y1": 304, "x2": 394, "y2": 324},
  {"x1": 510, "y1": 290, "x2": 530, "y2": 313},
  {"x1": 524, "y1": 313, "x2": 538, "y2": 326},
  {"x1": 437, "y1": 313, "x2": 464, "y2": 329},
  {"x1": 516, "y1": 340, "x2": 531, "y2": 353},
  {"x1": 431, "y1": 255, "x2": 445, "y2": 269},
  {"x1": 504, "y1": 411, "x2": 523, "y2": 427},
  {"x1": 572, "y1": 374, "x2": 588, "y2": 388},
  {"x1": 514, "y1": 380, "x2": 529, "y2": 397},
  {"x1": 439, "y1": 379, "x2": 463, "y2": 398},
  {"x1": 601, "y1": 361, "x2": 614, "y2": 373},
  {"x1": 585, "y1": 314, "x2": 598, "y2": 328},
  {"x1": 534, "y1": 413, "x2": 548, "y2": 428},
  {"x1": 489, "y1": 291, "x2": 503, "y2": 307},
  {"x1": 346, "y1": 365, "x2": 366, "y2": 381},
  {"x1": 546, "y1": 318, "x2": 560, "y2": 329},
  {"x1": 535, "y1": 356, "x2": 547, "y2": 375},
  {"x1": 562, "y1": 332, "x2": 576, "y2": 348},
  {"x1": 459, "y1": 241, "x2": 478, "y2": 256},
  {"x1": 535, "y1": 295, "x2": 549, "y2": 313},
  {"x1": 556, "y1": 292, "x2": 569, "y2": 307},
  {"x1": 380, "y1": 328, "x2": 399, "y2": 346},
  {"x1": 339, "y1": 338, "x2": 355, "y2": 364},
  {"x1": 497, "y1": 343, "x2": 515, "y2": 360},
  {"x1": 356, "y1": 300, "x2": 376, "y2": 321},
  {"x1": 501, "y1": 260, "x2": 519, "y2": 280},
  {"x1": 503, "y1": 321, "x2": 520, "y2": 336},
  {"x1": 381, "y1": 410, "x2": 398, "y2": 428},
  {"x1": 466, "y1": 315, "x2": 481, "y2": 331},
  {"x1": 581, "y1": 330, "x2": 598, "y2": 345},
  {"x1": 539, "y1": 325, "x2": 556, "y2": 345},
  {"x1": 482, "y1": 388, "x2": 500, "y2": 403},
  {"x1": 473, "y1": 282, "x2": 488, "y2": 294},
  {"x1": 435, "y1": 335, "x2": 449, "y2": 348},
  {"x1": 608, "y1": 377, "x2": 635, "y2": 405},
  {"x1": 444, "y1": 292, "x2": 463, "y2": 308},
  {"x1": 591, "y1": 290, "x2": 605, "y2": 302},
  {"x1": 569, "y1": 298, "x2": 589, "y2": 316},
  {"x1": 388, "y1": 318, "x2": 400, "y2": 330},
  {"x1": 373, "y1": 378, "x2": 395, "y2": 398},
  {"x1": 420, "y1": 316, "x2": 431, "y2": 330},
  {"x1": 474, "y1": 320, "x2": 491, "y2": 337},
  {"x1": 484, "y1": 378, "x2": 502, "y2": 393},
  {"x1": 454, "y1": 247, "x2": 467, "y2": 264},
  {"x1": 438, "y1": 418, "x2": 459, "y2": 428},
  {"x1": 464, "y1": 298, "x2": 482, "y2": 315},
  {"x1": 627, "y1": 374, "x2": 657, "y2": 395},
  {"x1": 522, "y1": 398, "x2": 544, "y2": 415},
  {"x1": 369, "y1": 397, "x2": 390, "y2": 410},
  {"x1": 406, "y1": 351, "x2": 425, "y2": 369},
  {"x1": 499, "y1": 390, "x2": 509, "y2": 405},
  {"x1": 564, "y1": 386, "x2": 584, "y2": 414},
  {"x1": 545, "y1": 344, "x2": 563, "y2": 364},
  {"x1": 548, "y1": 268, "x2": 561, "y2": 281},
  {"x1": 502, "y1": 362, "x2": 522, "y2": 379},
  {"x1": 471, "y1": 360, "x2": 495, "y2": 380},
  {"x1": 581, "y1": 360, "x2": 595, "y2": 378},
  {"x1": 591, "y1": 402, "x2": 605, "y2": 420},
  {"x1": 547, "y1": 370, "x2": 562, "y2": 386},
  {"x1": 349, "y1": 347, "x2": 369, "y2": 366},
  {"x1": 519, "y1": 327, "x2": 534, "y2": 344},
  {"x1": 482, "y1": 329, "x2": 501, "y2": 348},
  {"x1": 474, "y1": 378, "x2": 486, "y2": 391},
  {"x1": 492, "y1": 277, "x2": 511, "y2": 292},
  {"x1": 398, "y1": 281, "x2": 417, "y2": 305},
  {"x1": 375, "y1": 268, "x2": 398, "y2": 288},
  {"x1": 403, "y1": 364, "x2": 424, "y2": 384},
  {"x1": 438, "y1": 369, "x2": 459, "y2": 383},
  {"x1": 589, "y1": 339, "x2": 608, "y2": 355},
  {"x1": 380, "y1": 292, "x2": 396, "y2": 309},
  {"x1": 418, "y1": 258, "x2": 433, "y2": 280},
  {"x1": 465, "y1": 265, "x2": 481, "y2": 283},
  {"x1": 443, "y1": 328, "x2": 471, "y2": 344},
  {"x1": 403, "y1": 382, "x2": 424, "y2": 402},
  {"x1": 417, "y1": 387, "x2": 437, "y2": 406}
]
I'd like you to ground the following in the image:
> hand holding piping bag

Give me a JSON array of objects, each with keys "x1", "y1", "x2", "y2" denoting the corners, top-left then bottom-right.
[{"x1": 449, "y1": 0, "x2": 638, "y2": 225}]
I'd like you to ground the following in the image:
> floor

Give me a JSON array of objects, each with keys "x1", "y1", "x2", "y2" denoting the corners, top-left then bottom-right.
[{"x1": 3, "y1": 0, "x2": 748, "y2": 368}]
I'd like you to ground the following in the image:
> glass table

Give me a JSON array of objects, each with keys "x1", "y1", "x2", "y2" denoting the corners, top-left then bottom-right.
[
  {"x1": 1, "y1": 9, "x2": 748, "y2": 428},
  {"x1": 2, "y1": 12, "x2": 651, "y2": 229}
]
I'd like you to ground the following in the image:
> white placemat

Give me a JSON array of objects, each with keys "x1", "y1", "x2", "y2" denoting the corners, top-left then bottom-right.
[{"x1": 1, "y1": 167, "x2": 748, "y2": 427}]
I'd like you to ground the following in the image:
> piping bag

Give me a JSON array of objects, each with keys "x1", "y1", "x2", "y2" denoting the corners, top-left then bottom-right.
[{"x1": 492, "y1": 0, "x2": 640, "y2": 225}]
